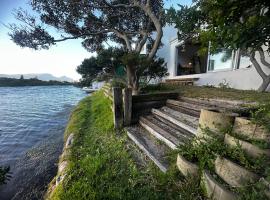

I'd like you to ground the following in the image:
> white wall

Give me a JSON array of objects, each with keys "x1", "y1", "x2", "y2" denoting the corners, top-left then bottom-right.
[
  {"x1": 168, "y1": 49, "x2": 270, "y2": 91},
  {"x1": 156, "y1": 25, "x2": 178, "y2": 77},
  {"x1": 92, "y1": 81, "x2": 104, "y2": 89}
]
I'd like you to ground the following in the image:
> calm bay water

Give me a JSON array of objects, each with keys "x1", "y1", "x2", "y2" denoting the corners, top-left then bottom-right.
[{"x1": 0, "y1": 86, "x2": 86, "y2": 199}]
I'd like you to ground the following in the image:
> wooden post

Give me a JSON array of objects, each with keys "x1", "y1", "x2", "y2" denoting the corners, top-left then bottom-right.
[
  {"x1": 113, "y1": 87, "x2": 123, "y2": 129},
  {"x1": 123, "y1": 88, "x2": 132, "y2": 126}
]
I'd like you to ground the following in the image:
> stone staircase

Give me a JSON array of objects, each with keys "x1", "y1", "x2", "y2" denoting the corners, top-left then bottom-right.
[
  {"x1": 126, "y1": 96, "x2": 248, "y2": 172},
  {"x1": 126, "y1": 95, "x2": 270, "y2": 199}
]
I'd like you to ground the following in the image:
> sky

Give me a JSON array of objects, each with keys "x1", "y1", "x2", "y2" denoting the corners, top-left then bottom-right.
[{"x1": 0, "y1": 0, "x2": 191, "y2": 80}]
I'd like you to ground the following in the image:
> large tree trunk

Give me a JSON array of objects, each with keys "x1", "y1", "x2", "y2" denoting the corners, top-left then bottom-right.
[
  {"x1": 126, "y1": 65, "x2": 139, "y2": 95},
  {"x1": 250, "y1": 50, "x2": 270, "y2": 92},
  {"x1": 258, "y1": 77, "x2": 270, "y2": 92}
]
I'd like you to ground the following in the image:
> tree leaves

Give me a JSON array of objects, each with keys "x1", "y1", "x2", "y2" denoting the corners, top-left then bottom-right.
[{"x1": 167, "y1": 0, "x2": 270, "y2": 53}]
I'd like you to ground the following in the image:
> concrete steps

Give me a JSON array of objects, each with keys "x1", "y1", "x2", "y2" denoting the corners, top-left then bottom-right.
[
  {"x1": 166, "y1": 99, "x2": 201, "y2": 117},
  {"x1": 126, "y1": 125, "x2": 170, "y2": 173},
  {"x1": 153, "y1": 107, "x2": 198, "y2": 133},
  {"x1": 140, "y1": 115, "x2": 193, "y2": 149},
  {"x1": 126, "y1": 96, "x2": 255, "y2": 174},
  {"x1": 125, "y1": 95, "x2": 268, "y2": 199},
  {"x1": 127, "y1": 99, "x2": 200, "y2": 171}
]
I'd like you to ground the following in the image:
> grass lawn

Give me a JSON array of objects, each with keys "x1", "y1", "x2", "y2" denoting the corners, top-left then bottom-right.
[
  {"x1": 48, "y1": 91, "x2": 203, "y2": 200},
  {"x1": 142, "y1": 84, "x2": 270, "y2": 104}
]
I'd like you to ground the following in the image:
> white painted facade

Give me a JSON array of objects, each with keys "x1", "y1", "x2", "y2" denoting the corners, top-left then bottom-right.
[
  {"x1": 92, "y1": 81, "x2": 104, "y2": 89},
  {"x1": 156, "y1": 26, "x2": 270, "y2": 91}
]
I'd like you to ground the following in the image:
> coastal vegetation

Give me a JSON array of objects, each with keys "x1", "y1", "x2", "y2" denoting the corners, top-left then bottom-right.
[
  {"x1": 0, "y1": 77, "x2": 73, "y2": 87},
  {"x1": 47, "y1": 87, "x2": 270, "y2": 199},
  {"x1": 47, "y1": 91, "x2": 204, "y2": 200}
]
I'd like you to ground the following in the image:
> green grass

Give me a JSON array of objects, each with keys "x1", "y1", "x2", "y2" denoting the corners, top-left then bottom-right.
[
  {"x1": 142, "y1": 84, "x2": 270, "y2": 103},
  {"x1": 48, "y1": 91, "x2": 204, "y2": 200}
]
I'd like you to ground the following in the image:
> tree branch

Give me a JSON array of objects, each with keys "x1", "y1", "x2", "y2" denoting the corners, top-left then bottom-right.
[
  {"x1": 258, "y1": 47, "x2": 270, "y2": 69},
  {"x1": 111, "y1": 29, "x2": 132, "y2": 51},
  {"x1": 102, "y1": 0, "x2": 138, "y2": 9},
  {"x1": 250, "y1": 51, "x2": 267, "y2": 80},
  {"x1": 135, "y1": 32, "x2": 148, "y2": 52},
  {"x1": 139, "y1": 5, "x2": 163, "y2": 59}
]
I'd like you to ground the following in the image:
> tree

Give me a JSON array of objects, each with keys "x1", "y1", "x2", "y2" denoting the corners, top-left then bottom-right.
[
  {"x1": 76, "y1": 48, "x2": 125, "y2": 86},
  {"x1": 20, "y1": 75, "x2": 24, "y2": 80},
  {"x1": 77, "y1": 57, "x2": 102, "y2": 87},
  {"x1": 9, "y1": 0, "x2": 166, "y2": 94},
  {"x1": 77, "y1": 48, "x2": 168, "y2": 90},
  {"x1": 167, "y1": 0, "x2": 270, "y2": 91},
  {"x1": 122, "y1": 53, "x2": 168, "y2": 91}
]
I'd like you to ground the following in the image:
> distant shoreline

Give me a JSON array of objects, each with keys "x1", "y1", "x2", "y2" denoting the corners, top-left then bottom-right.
[{"x1": 0, "y1": 77, "x2": 74, "y2": 87}]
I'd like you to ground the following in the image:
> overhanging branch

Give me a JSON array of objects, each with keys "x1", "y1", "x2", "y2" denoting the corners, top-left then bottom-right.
[
  {"x1": 250, "y1": 51, "x2": 267, "y2": 80},
  {"x1": 258, "y1": 47, "x2": 270, "y2": 69}
]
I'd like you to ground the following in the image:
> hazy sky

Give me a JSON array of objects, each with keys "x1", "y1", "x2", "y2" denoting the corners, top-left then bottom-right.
[{"x1": 0, "y1": 0, "x2": 191, "y2": 80}]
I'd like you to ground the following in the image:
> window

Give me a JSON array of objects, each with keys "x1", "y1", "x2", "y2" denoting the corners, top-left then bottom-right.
[{"x1": 208, "y1": 50, "x2": 234, "y2": 71}]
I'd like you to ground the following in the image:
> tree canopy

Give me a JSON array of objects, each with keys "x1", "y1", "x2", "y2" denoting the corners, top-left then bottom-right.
[
  {"x1": 167, "y1": 0, "x2": 270, "y2": 52},
  {"x1": 9, "y1": 0, "x2": 166, "y2": 93},
  {"x1": 76, "y1": 48, "x2": 168, "y2": 88},
  {"x1": 9, "y1": 0, "x2": 164, "y2": 57},
  {"x1": 76, "y1": 48, "x2": 125, "y2": 86}
]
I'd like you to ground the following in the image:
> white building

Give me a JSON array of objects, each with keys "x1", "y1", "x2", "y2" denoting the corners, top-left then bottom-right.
[{"x1": 157, "y1": 26, "x2": 270, "y2": 91}]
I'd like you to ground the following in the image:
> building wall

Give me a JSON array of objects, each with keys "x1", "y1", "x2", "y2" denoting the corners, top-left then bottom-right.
[
  {"x1": 92, "y1": 81, "x2": 104, "y2": 89},
  {"x1": 157, "y1": 26, "x2": 270, "y2": 91},
  {"x1": 156, "y1": 26, "x2": 178, "y2": 77},
  {"x1": 169, "y1": 49, "x2": 270, "y2": 91}
]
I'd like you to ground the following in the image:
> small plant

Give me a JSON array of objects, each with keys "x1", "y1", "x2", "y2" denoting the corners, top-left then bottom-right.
[
  {"x1": 218, "y1": 79, "x2": 231, "y2": 89},
  {"x1": 251, "y1": 103, "x2": 270, "y2": 133},
  {"x1": 178, "y1": 128, "x2": 228, "y2": 173},
  {"x1": 179, "y1": 126, "x2": 268, "y2": 174},
  {"x1": 237, "y1": 180, "x2": 269, "y2": 200},
  {"x1": 203, "y1": 84, "x2": 215, "y2": 88}
]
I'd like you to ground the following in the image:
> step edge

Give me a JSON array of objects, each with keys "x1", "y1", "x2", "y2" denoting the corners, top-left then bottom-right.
[
  {"x1": 126, "y1": 130, "x2": 168, "y2": 173},
  {"x1": 152, "y1": 108, "x2": 197, "y2": 136},
  {"x1": 139, "y1": 118, "x2": 178, "y2": 150},
  {"x1": 152, "y1": 114, "x2": 194, "y2": 141}
]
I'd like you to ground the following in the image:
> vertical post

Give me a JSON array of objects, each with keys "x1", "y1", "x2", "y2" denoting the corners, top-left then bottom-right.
[
  {"x1": 123, "y1": 88, "x2": 132, "y2": 126},
  {"x1": 113, "y1": 87, "x2": 123, "y2": 129}
]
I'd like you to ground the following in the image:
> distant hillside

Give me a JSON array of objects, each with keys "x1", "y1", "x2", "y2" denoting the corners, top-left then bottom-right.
[
  {"x1": 0, "y1": 73, "x2": 73, "y2": 82},
  {"x1": 0, "y1": 77, "x2": 73, "y2": 87}
]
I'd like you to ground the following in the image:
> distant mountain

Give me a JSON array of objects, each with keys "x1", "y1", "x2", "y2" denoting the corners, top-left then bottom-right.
[{"x1": 0, "y1": 73, "x2": 74, "y2": 82}]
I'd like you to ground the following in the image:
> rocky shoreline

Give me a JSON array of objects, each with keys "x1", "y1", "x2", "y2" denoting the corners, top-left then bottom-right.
[
  {"x1": 45, "y1": 133, "x2": 74, "y2": 199},
  {"x1": 0, "y1": 133, "x2": 64, "y2": 200}
]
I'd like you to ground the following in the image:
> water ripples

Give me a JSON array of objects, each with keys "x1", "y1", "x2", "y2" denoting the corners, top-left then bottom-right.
[{"x1": 0, "y1": 85, "x2": 86, "y2": 166}]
